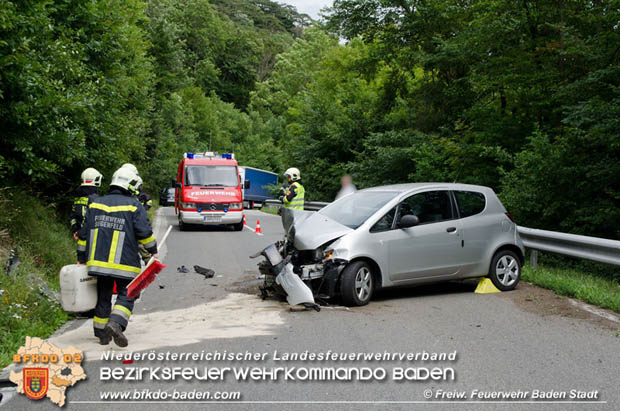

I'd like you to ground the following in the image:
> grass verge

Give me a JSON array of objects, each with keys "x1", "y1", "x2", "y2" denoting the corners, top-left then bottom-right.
[
  {"x1": 260, "y1": 206, "x2": 279, "y2": 215},
  {"x1": 522, "y1": 264, "x2": 620, "y2": 313},
  {"x1": 0, "y1": 189, "x2": 74, "y2": 368}
]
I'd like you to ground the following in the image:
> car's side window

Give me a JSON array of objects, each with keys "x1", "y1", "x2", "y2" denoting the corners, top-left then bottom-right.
[
  {"x1": 370, "y1": 207, "x2": 397, "y2": 233},
  {"x1": 454, "y1": 191, "x2": 486, "y2": 218},
  {"x1": 400, "y1": 191, "x2": 454, "y2": 224}
]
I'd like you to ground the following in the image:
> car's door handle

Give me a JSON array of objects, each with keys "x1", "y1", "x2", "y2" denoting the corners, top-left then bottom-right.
[{"x1": 446, "y1": 227, "x2": 457, "y2": 233}]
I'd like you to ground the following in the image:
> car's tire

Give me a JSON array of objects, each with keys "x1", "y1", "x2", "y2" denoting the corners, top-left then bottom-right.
[
  {"x1": 340, "y1": 261, "x2": 374, "y2": 306},
  {"x1": 232, "y1": 220, "x2": 244, "y2": 231},
  {"x1": 489, "y1": 250, "x2": 521, "y2": 291}
]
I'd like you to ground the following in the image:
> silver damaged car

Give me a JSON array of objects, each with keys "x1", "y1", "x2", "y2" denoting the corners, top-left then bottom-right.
[{"x1": 255, "y1": 183, "x2": 525, "y2": 307}]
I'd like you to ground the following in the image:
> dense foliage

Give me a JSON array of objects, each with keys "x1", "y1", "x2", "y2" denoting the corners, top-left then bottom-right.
[{"x1": 0, "y1": 0, "x2": 618, "y2": 239}]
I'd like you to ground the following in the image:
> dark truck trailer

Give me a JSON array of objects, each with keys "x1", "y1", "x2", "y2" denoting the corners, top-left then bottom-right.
[{"x1": 239, "y1": 166, "x2": 278, "y2": 208}]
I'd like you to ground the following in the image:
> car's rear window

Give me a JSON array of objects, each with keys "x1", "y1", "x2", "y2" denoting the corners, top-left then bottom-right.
[{"x1": 454, "y1": 191, "x2": 486, "y2": 217}]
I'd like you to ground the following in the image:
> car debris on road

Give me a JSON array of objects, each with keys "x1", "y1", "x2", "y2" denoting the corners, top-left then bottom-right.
[{"x1": 194, "y1": 265, "x2": 215, "y2": 279}]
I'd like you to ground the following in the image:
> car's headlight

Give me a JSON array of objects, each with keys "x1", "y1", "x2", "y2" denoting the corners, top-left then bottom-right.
[
  {"x1": 229, "y1": 203, "x2": 243, "y2": 209},
  {"x1": 323, "y1": 249, "x2": 334, "y2": 261},
  {"x1": 181, "y1": 202, "x2": 195, "y2": 209}
]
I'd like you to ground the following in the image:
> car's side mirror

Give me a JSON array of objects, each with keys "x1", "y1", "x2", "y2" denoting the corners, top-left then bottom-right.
[
  {"x1": 175, "y1": 181, "x2": 181, "y2": 189},
  {"x1": 244, "y1": 179, "x2": 251, "y2": 189},
  {"x1": 171, "y1": 179, "x2": 176, "y2": 187},
  {"x1": 398, "y1": 214, "x2": 419, "y2": 229}
]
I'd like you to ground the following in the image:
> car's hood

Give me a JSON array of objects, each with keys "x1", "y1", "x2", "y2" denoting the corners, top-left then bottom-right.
[{"x1": 292, "y1": 211, "x2": 353, "y2": 250}]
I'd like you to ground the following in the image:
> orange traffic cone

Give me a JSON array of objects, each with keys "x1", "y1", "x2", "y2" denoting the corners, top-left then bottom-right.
[
  {"x1": 243, "y1": 215, "x2": 247, "y2": 226},
  {"x1": 255, "y1": 219, "x2": 263, "y2": 235}
]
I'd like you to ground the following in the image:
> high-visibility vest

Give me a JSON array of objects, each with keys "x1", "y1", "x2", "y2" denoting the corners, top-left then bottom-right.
[{"x1": 283, "y1": 182, "x2": 305, "y2": 210}]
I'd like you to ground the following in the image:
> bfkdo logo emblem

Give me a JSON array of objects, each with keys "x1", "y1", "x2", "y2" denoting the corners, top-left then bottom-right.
[{"x1": 23, "y1": 368, "x2": 49, "y2": 400}]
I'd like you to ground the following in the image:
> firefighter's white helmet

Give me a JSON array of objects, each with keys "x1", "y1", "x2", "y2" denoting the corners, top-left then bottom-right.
[
  {"x1": 121, "y1": 163, "x2": 139, "y2": 176},
  {"x1": 110, "y1": 167, "x2": 140, "y2": 192},
  {"x1": 81, "y1": 168, "x2": 103, "y2": 187},
  {"x1": 284, "y1": 167, "x2": 301, "y2": 182},
  {"x1": 131, "y1": 175, "x2": 143, "y2": 196}
]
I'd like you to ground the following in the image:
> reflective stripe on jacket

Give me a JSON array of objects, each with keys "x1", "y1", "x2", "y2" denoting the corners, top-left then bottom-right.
[
  {"x1": 283, "y1": 182, "x2": 305, "y2": 210},
  {"x1": 71, "y1": 192, "x2": 98, "y2": 233},
  {"x1": 138, "y1": 191, "x2": 152, "y2": 211},
  {"x1": 77, "y1": 190, "x2": 157, "y2": 280}
]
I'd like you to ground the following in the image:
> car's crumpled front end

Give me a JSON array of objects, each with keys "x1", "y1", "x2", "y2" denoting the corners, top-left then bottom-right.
[{"x1": 252, "y1": 209, "x2": 352, "y2": 308}]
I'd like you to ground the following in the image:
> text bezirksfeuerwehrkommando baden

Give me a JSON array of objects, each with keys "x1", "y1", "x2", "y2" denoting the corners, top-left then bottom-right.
[{"x1": 100, "y1": 350, "x2": 458, "y2": 363}]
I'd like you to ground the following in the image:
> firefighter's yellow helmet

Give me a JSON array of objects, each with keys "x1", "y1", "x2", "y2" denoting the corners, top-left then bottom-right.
[{"x1": 81, "y1": 168, "x2": 103, "y2": 187}]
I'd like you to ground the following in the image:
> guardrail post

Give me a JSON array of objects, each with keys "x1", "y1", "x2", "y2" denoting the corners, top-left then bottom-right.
[{"x1": 530, "y1": 250, "x2": 538, "y2": 269}]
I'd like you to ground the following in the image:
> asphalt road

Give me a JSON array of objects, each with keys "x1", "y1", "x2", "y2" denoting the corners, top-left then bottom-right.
[{"x1": 3, "y1": 207, "x2": 619, "y2": 410}]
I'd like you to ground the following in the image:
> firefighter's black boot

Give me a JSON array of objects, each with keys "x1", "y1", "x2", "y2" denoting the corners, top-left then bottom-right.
[
  {"x1": 105, "y1": 321, "x2": 128, "y2": 347},
  {"x1": 99, "y1": 332, "x2": 111, "y2": 345}
]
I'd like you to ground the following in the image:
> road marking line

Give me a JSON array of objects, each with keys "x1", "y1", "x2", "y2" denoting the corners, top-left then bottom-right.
[{"x1": 244, "y1": 224, "x2": 263, "y2": 236}]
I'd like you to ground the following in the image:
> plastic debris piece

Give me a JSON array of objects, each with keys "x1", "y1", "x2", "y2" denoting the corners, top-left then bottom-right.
[
  {"x1": 194, "y1": 265, "x2": 215, "y2": 278},
  {"x1": 177, "y1": 265, "x2": 189, "y2": 273}
]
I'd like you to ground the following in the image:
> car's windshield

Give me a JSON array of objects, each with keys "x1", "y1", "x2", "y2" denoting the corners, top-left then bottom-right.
[
  {"x1": 319, "y1": 191, "x2": 397, "y2": 229},
  {"x1": 184, "y1": 165, "x2": 238, "y2": 187}
]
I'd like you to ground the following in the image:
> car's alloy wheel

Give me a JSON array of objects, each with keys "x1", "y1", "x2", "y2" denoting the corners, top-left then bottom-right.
[
  {"x1": 489, "y1": 250, "x2": 521, "y2": 291},
  {"x1": 355, "y1": 267, "x2": 372, "y2": 301},
  {"x1": 340, "y1": 261, "x2": 374, "y2": 306}
]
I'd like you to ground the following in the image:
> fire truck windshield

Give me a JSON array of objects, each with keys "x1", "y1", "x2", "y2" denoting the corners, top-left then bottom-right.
[{"x1": 184, "y1": 165, "x2": 238, "y2": 187}]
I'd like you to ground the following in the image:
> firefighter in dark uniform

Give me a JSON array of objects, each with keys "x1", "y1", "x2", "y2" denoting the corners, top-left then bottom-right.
[
  {"x1": 77, "y1": 167, "x2": 158, "y2": 347},
  {"x1": 280, "y1": 167, "x2": 305, "y2": 210},
  {"x1": 70, "y1": 168, "x2": 103, "y2": 241},
  {"x1": 125, "y1": 172, "x2": 153, "y2": 263},
  {"x1": 138, "y1": 190, "x2": 153, "y2": 210}
]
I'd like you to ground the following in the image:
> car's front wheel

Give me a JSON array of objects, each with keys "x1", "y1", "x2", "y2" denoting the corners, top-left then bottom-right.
[
  {"x1": 489, "y1": 250, "x2": 521, "y2": 291},
  {"x1": 340, "y1": 261, "x2": 374, "y2": 306}
]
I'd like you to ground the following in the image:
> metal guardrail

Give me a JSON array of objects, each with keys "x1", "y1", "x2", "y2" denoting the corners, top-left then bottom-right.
[
  {"x1": 263, "y1": 199, "x2": 328, "y2": 212},
  {"x1": 516, "y1": 227, "x2": 620, "y2": 267},
  {"x1": 263, "y1": 199, "x2": 620, "y2": 266}
]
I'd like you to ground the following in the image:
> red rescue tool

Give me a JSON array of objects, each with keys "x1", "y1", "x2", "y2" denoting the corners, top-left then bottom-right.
[{"x1": 127, "y1": 225, "x2": 173, "y2": 298}]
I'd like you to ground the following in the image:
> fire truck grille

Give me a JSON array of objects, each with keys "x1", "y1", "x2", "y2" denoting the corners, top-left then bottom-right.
[{"x1": 196, "y1": 203, "x2": 230, "y2": 211}]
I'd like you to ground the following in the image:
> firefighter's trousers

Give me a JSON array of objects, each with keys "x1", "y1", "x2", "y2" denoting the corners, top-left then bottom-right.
[{"x1": 92, "y1": 277, "x2": 136, "y2": 338}]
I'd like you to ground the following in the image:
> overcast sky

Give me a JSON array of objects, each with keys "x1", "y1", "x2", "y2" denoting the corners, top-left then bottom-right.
[{"x1": 280, "y1": 0, "x2": 333, "y2": 20}]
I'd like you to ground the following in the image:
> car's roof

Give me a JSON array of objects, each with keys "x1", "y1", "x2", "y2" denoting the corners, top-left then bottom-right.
[{"x1": 362, "y1": 183, "x2": 495, "y2": 194}]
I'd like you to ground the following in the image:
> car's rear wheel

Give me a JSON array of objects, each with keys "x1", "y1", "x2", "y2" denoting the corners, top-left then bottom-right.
[
  {"x1": 489, "y1": 250, "x2": 521, "y2": 291},
  {"x1": 340, "y1": 261, "x2": 374, "y2": 306}
]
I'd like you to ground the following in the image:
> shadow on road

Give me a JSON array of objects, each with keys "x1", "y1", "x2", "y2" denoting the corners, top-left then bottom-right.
[
  {"x1": 176, "y1": 224, "x2": 238, "y2": 232},
  {"x1": 372, "y1": 279, "x2": 479, "y2": 303}
]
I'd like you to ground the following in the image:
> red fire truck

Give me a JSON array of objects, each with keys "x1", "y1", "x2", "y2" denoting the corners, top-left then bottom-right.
[{"x1": 175, "y1": 152, "x2": 248, "y2": 231}]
